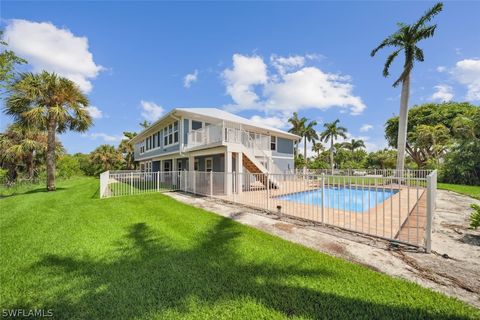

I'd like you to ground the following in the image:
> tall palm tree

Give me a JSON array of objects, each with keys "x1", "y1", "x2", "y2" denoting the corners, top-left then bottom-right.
[
  {"x1": 288, "y1": 112, "x2": 318, "y2": 167},
  {"x1": 119, "y1": 131, "x2": 137, "y2": 170},
  {"x1": 288, "y1": 112, "x2": 307, "y2": 158},
  {"x1": 319, "y1": 119, "x2": 348, "y2": 172},
  {"x1": 342, "y1": 139, "x2": 366, "y2": 154},
  {"x1": 90, "y1": 144, "x2": 124, "y2": 173},
  {"x1": 5, "y1": 71, "x2": 92, "y2": 191},
  {"x1": 312, "y1": 142, "x2": 324, "y2": 157},
  {"x1": 371, "y1": 2, "x2": 443, "y2": 172},
  {"x1": 303, "y1": 120, "x2": 318, "y2": 163}
]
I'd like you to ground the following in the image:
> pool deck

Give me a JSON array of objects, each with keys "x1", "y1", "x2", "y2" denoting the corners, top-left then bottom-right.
[{"x1": 218, "y1": 179, "x2": 426, "y2": 247}]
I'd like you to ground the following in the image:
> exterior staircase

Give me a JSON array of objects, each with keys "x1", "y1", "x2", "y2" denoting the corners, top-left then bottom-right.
[{"x1": 241, "y1": 146, "x2": 280, "y2": 189}]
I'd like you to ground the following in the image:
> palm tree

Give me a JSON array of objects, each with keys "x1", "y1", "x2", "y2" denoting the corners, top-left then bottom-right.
[
  {"x1": 303, "y1": 120, "x2": 318, "y2": 163},
  {"x1": 5, "y1": 71, "x2": 92, "y2": 191},
  {"x1": 288, "y1": 112, "x2": 318, "y2": 167},
  {"x1": 371, "y1": 2, "x2": 443, "y2": 172},
  {"x1": 319, "y1": 119, "x2": 348, "y2": 172},
  {"x1": 90, "y1": 144, "x2": 124, "y2": 173},
  {"x1": 342, "y1": 139, "x2": 366, "y2": 153},
  {"x1": 139, "y1": 120, "x2": 151, "y2": 129},
  {"x1": 312, "y1": 142, "x2": 324, "y2": 157},
  {"x1": 0, "y1": 124, "x2": 63, "y2": 181},
  {"x1": 119, "y1": 131, "x2": 137, "y2": 170},
  {"x1": 288, "y1": 112, "x2": 306, "y2": 158}
]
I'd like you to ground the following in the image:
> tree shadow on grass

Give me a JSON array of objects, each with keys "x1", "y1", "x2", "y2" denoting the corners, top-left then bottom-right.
[{"x1": 10, "y1": 219, "x2": 475, "y2": 319}]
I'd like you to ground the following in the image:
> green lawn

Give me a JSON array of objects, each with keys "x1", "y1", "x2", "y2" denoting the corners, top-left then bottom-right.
[
  {"x1": 438, "y1": 183, "x2": 480, "y2": 200},
  {"x1": 0, "y1": 177, "x2": 478, "y2": 319}
]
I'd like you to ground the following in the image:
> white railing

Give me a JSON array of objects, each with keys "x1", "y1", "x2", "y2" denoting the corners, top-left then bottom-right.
[
  {"x1": 99, "y1": 169, "x2": 436, "y2": 251},
  {"x1": 186, "y1": 124, "x2": 223, "y2": 149}
]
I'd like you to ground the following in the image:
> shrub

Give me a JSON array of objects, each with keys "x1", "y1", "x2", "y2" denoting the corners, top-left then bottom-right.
[
  {"x1": 56, "y1": 155, "x2": 82, "y2": 179},
  {"x1": 470, "y1": 204, "x2": 480, "y2": 230}
]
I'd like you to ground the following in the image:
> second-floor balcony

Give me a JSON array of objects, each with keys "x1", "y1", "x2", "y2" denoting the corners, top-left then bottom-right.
[{"x1": 184, "y1": 123, "x2": 270, "y2": 155}]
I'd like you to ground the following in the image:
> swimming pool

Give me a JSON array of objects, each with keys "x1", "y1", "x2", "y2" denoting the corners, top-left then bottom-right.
[{"x1": 276, "y1": 186, "x2": 399, "y2": 213}]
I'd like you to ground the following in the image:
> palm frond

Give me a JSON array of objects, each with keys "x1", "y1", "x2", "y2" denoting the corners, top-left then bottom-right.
[{"x1": 412, "y1": 2, "x2": 443, "y2": 32}]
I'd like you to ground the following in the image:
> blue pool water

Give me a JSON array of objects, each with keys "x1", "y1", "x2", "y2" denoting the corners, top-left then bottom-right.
[{"x1": 276, "y1": 187, "x2": 399, "y2": 213}]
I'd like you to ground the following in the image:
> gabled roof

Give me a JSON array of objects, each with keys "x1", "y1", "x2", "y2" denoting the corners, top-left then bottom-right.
[{"x1": 130, "y1": 108, "x2": 300, "y2": 144}]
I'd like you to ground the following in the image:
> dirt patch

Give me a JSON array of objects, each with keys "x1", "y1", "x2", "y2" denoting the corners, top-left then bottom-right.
[
  {"x1": 167, "y1": 190, "x2": 480, "y2": 308},
  {"x1": 274, "y1": 223, "x2": 295, "y2": 233}
]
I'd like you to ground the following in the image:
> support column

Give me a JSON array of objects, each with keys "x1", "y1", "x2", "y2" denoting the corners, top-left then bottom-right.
[
  {"x1": 225, "y1": 151, "x2": 233, "y2": 195},
  {"x1": 188, "y1": 155, "x2": 195, "y2": 193},
  {"x1": 235, "y1": 152, "x2": 243, "y2": 194}
]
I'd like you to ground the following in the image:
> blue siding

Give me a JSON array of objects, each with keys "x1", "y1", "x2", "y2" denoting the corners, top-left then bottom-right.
[
  {"x1": 272, "y1": 158, "x2": 294, "y2": 172},
  {"x1": 195, "y1": 154, "x2": 224, "y2": 172}
]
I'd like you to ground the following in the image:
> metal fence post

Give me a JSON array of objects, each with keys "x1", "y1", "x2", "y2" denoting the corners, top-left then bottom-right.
[
  {"x1": 321, "y1": 173, "x2": 325, "y2": 224},
  {"x1": 209, "y1": 171, "x2": 213, "y2": 197},
  {"x1": 130, "y1": 172, "x2": 133, "y2": 195},
  {"x1": 266, "y1": 173, "x2": 270, "y2": 210},
  {"x1": 425, "y1": 172, "x2": 434, "y2": 253},
  {"x1": 156, "y1": 171, "x2": 160, "y2": 192}
]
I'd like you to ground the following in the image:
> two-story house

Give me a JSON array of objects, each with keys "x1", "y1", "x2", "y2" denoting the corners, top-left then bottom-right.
[{"x1": 129, "y1": 108, "x2": 300, "y2": 194}]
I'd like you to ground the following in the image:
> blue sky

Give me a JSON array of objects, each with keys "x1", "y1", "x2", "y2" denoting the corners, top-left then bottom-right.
[{"x1": 1, "y1": 1, "x2": 479, "y2": 154}]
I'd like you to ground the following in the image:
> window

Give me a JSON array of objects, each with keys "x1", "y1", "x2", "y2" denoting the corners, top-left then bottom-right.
[
  {"x1": 270, "y1": 136, "x2": 277, "y2": 151},
  {"x1": 194, "y1": 159, "x2": 199, "y2": 171},
  {"x1": 164, "y1": 161, "x2": 171, "y2": 172},
  {"x1": 140, "y1": 163, "x2": 145, "y2": 172},
  {"x1": 153, "y1": 133, "x2": 157, "y2": 149},
  {"x1": 205, "y1": 158, "x2": 213, "y2": 172},
  {"x1": 140, "y1": 145, "x2": 145, "y2": 154},
  {"x1": 192, "y1": 120, "x2": 202, "y2": 130},
  {"x1": 163, "y1": 121, "x2": 178, "y2": 147},
  {"x1": 157, "y1": 132, "x2": 161, "y2": 147},
  {"x1": 177, "y1": 160, "x2": 182, "y2": 171}
]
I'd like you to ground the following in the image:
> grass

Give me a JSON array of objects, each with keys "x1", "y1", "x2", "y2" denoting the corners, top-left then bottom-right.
[
  {"x1": 0, "y1": 177, "x2": 478, "y2": 319},
  {"x1": 438, "y1": 183, "x2": 480, "y2": 200}
]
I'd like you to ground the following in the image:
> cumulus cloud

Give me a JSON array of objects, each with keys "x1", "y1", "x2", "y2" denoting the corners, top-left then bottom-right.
[
  {"x1": 452, "y1": 59, "x2": 480, "y2": 101},
  {"x1": 222, "y1": 54, "x2": 268, "y2": 108},
  {"x1": 430, "y1": 84, "x2": 454, "y2": 102},
  {"x1": 360, "y1": 124, "x2": 373, "y2": 132},
  {"x1": 270, "y1": 54, "x2": 305, "y2": 74},
  {"x1": 84, "y1": 132, "x2": 125, "y2": 143},
  {"x1": 85, "y1": 106, "x2": 103, "y2": 119},
  {"x1": 264, "y1": 67, "x2": 366, "y2": 115},
  {"x1": 3, "y1": 19, "x2": 103, "y2": 93},
  {"x1": 222, "y1": 54, "x2": 366, "y2": 116},
  {"x1": 249, "y1": 114, "x2": 289, "y2": 129},
  {"x1": 140, "y1": 100, "x2": 164, "y2": 121},
  {"x1": 183, "y1": 69, "x2": 198, "y2": 88}
]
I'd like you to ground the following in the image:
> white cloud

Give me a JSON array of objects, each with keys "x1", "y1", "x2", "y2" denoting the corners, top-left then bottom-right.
[
  {"x1": 3, "y1": 19, "x2": 103, "y2": 93},
  {"x1": 85, "y1": 106, "x2": 103, "y2": 119},
  {"x1": 360, "y1": 124, "x2": 373, "y2": 132},
  {"x1": 249, "y1": 114, "x2": 289, "y2": 129},
  {"x1": 430, "y1": 84, "x2": 454, "y2": 102},
  {"x1": 452, "y1": 59, "x2": 480, "y2": 101},
  {"x1": 140, "y1": 100, "x2": 165, "y2": 122},
  {"x1": 183, "y1": 69, "x2": 198, "y2": 88},
  {"x1": 436, "y1": 66, "x2": 447, "y2": 73},
  {"x1": 222, "y1": 54, "x2": 366, "y2": 116},
  {"x1": 84, "y1": 133, "x2": 124, "y2": 143},
  {"x1": 270, "y1": 54, "x2": 305, "y2": 74},
  {"x1": 264, "y1": 67, "x2": 366, "y2": 115},
  {"x1": 222, "y1": 54, "x2": 268, "y2": 108}
]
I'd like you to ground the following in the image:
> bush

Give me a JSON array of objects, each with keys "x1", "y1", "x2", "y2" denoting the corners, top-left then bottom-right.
[
  {"x1": 56, "y1": 155, "x2": 82, "y2": 179},
  {"x1": 470, "y1": 204, "x2": 480, "y2": 230}
]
